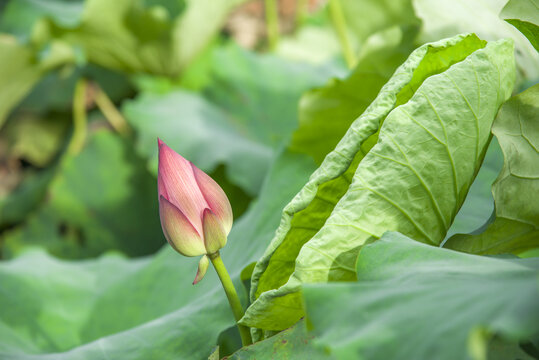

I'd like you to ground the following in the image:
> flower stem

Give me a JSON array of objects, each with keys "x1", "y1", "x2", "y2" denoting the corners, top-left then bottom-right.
[
  {"x1": 328, "y1": 0, "x2": 356, "y2": 69},
  {"x1": 209, "y1": 252, "x2": 252, "y2": 346}
]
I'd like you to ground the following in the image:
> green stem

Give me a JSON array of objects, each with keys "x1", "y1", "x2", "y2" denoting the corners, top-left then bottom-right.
[
  {"x1": 328, "y1": 0, "x2": 356, "y2": 69},
  {"x1": 265, "y1": 0, "x2": 279, "y2": 51},
  {"x1": 209, "y1": 252, "x2": 252, "y2": 346},
  {"x1": 67, "y1": 78, "x2": 88, "y2": 155},
  {"x1": 94, "y1": 83, "x2": 131, "y2": 137}
]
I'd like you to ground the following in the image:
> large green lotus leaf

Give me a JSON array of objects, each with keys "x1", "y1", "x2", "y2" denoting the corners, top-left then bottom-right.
[
  {"x1": 290, "y1": 26, "x2": 417, "y2": 164},
  {"x1": 500, "y1": 0, "x2": 539, "y2": 52},
  {"x1": 228, "y1": 320, "x2": 328, "y2": 360},
  {"x1": 446, "y1": 218, "x2": 539, "y2": 256},
  {"x1": 296, "y1": 15, "x2": 514, "y2": 239},
  {"x1": 444, "y1": 84, "x2": 539, "y2": 255},
  {"x1": 204, "y1": 44, "x2": 340, "y2": 149},
  {"x1": 0, "y1": 149, "x2": 317, "y2": 359},
  {"x1": 0, "y1": 38, "x2": 45, "y2": 128},
  {"x1": 302, "y1": 232, "x2": 539, "y2": 360},
  {"x1": 413, "y1": 0, "x2": 539, "y2": 81},
  {"x1": 125, "y1": 44, "x2": 335, "y2": 195},
  {"x1": 41, "y1": 0, "x2": 245, "y2": 76},
  {"x1": 243, "y1": 34, "x2": 515, "y2": 331},
  {"x1": 1, "y1": 131, "x2": 164, "y2": 259},
  {"x1": 444, "y1": 138, "x2": 503, "y2": 239}
]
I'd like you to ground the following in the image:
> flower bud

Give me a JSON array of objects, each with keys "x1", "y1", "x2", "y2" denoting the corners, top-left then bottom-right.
[{"x1": 157, "y1": 138, "x2": 233, "y2": 259}]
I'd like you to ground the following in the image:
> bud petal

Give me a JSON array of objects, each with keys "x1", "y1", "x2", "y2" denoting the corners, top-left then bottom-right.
[
  {"x1": 202, "y1": 208, "x2": 227, "y2": 254},
  {"x1": 192, "y1": 165, "x2": 233, "y2": 235},
  {"x1": 193, "y1": 255, "x2": 210, "y2": 285},
  {"x1": 157, "y1": 167, "x2": 169, "y2": 201},
  {"x1": 159, "y1": 195, "x2": 206, "y2": 257},
  {"x1": 158, "y1": 139, "x2": 209, "y2": 234}
]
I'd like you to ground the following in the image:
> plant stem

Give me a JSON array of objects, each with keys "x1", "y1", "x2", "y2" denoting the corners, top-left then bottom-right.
[
  {"x1": 209, "y1": 252, "x2": 252, "y2": 346},
  {"x1": 94, "y1": 83, "x2": 131, "y2": 137},
  {"x1": 265, "y1": 0, "x2": 279, "y2": 51},
  {"x1": 328, "y1": 0, "x2": 356, "y2": 69},
  {"x1": 67, "y1": 78, "x2": 88, "y2": 155}
]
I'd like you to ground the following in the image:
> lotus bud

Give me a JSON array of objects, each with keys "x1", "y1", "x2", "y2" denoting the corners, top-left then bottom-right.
[{"x1": 157, "y1": 139, "x2": 233, "y2": 283}]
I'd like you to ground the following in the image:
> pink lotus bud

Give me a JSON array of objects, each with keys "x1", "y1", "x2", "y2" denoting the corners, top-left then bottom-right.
[{"x1": 157, "y1": 138, "x2": 233, "y2": 260}]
